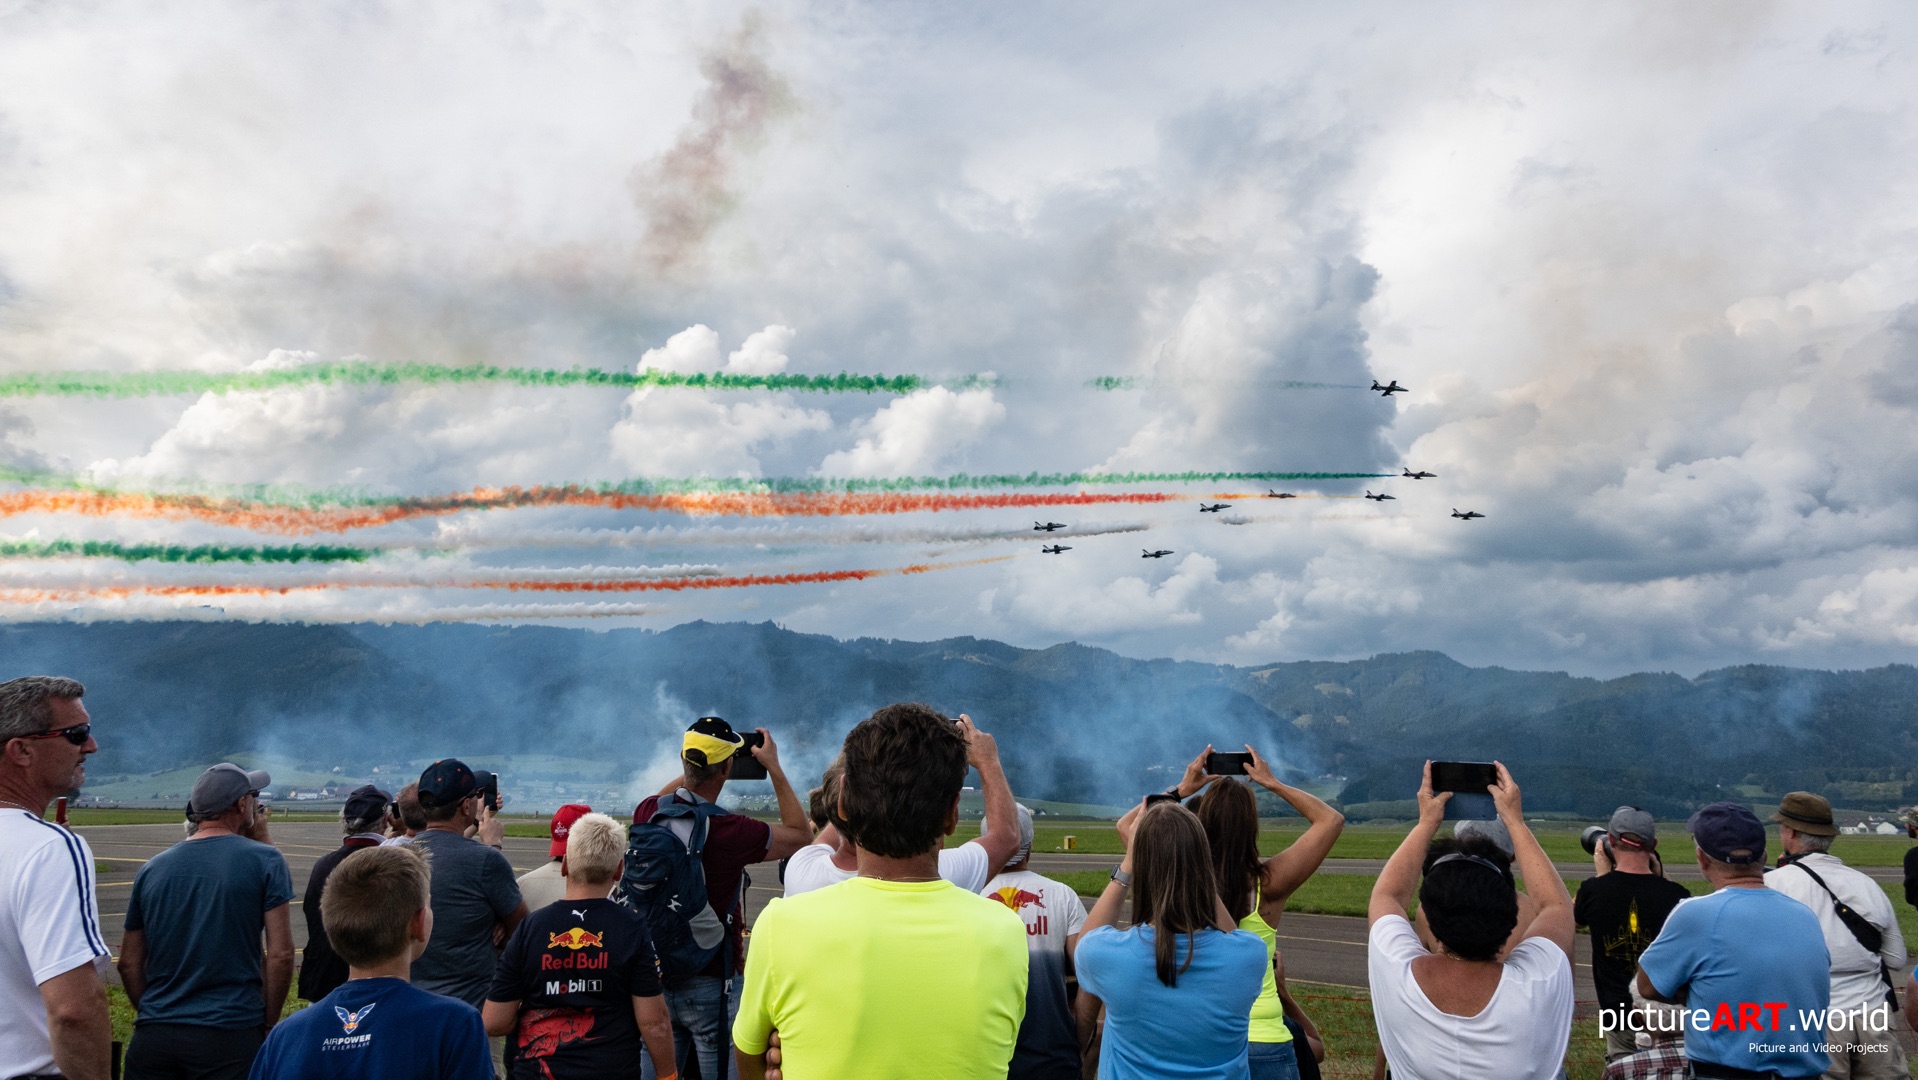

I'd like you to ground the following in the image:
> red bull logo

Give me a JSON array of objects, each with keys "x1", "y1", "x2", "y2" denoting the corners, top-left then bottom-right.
[
  {"x1": 548, "y1": 927, "x2": 606, "y2": 950},
  {"x1": 991, "y1": 886, "x2": 1046, "y2": 912}
]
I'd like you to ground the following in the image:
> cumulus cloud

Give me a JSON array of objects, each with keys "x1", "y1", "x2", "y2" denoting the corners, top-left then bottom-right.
[
  {"x1": 609, "y1": 389, "x2": 829, "y2": 476},
  {"x1": 818, "y1": 387, "x2": 1006, "y2": 477},
  {"x1": 727, "y1": 324, "x2": 794, "y2": 374}
]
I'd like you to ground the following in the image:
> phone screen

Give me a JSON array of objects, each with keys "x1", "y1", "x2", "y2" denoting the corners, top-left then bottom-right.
[
  {"x1": 1430, "y1": 761, "x2": 1496, "y2": 820},
  {"x1": 1204, "y1": 751, "x2": 1252, "y2": 776},
  {"x1": 729, "y1": 731, "x2": 768, "y2": 780}
]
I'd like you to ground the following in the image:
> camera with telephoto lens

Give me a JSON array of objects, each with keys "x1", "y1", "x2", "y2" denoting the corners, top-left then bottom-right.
[{"x1": 1579, "y1": 825, "x2": 1611, "y2": 856}]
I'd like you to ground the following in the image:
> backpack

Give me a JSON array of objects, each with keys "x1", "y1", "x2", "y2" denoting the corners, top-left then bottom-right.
[{"x1": 614, "y1": 797, "x2": 734, "y2": 988}]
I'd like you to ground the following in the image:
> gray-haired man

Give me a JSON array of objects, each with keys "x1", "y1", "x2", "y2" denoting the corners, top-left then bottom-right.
[
  {"x1": 120, "y1": 763, "x2": 295, "y2": 1080},
  {"x1": 0, "y1": 676, "x2": 111, "y2": 1080}
]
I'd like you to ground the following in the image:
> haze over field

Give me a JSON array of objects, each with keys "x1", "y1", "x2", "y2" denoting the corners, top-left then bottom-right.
[{"x1": 0, "y1": 5, "x2": 1915, "y2": 678}]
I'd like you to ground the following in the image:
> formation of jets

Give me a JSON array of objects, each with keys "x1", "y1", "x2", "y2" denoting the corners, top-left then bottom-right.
[
  {"x1": 1034, "y1": 521, "x2": 1066, "y2": 532},
  {"x1": 1142, "y1": 549, "x2": 1173, "y2": 559},
  {"x1": 1199, "y1": 503, "x2": 1228, "y2": 513},
  {"x1": 1042, "y1": 544, "x2": 1071, "y2": 554},
  {"x1": 1364, "y1": 490, "x2": 1395, "y2": 501},
  {"x1": 1371, "y1": 379, "x2": 1406, "y2": 396},
  {"x1": 1452, "y1": 509, "x2": 1484, "y2": 520}
]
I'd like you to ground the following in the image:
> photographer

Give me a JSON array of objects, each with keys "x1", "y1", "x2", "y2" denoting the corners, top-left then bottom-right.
[
  {"x1": 1573, "y1": 807, "x2": 1687, "y2": 1061},
  {"x1": 1366, "y1": 762, "x2": 1574, "y2": 1079}
]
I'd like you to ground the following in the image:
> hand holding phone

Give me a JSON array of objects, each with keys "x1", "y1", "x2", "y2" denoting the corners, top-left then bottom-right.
[
  {"x1": 730, "y1": 731, "x2": 769, "y2": 780},
  {"x1": 1428, "y1": 760, "x2": 1496, "y2": 821}
]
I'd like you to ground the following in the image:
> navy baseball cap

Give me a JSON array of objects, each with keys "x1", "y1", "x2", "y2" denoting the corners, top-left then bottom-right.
[
  {"x1": 342, "y1": 784, "x2": 392, "y2": 823},
  {"x1": 1688, "y1": 801, "x2": 1765, "y2": 865},
  {"x1": 417, "y1": 759, "x2": 478, "y2": 809}
]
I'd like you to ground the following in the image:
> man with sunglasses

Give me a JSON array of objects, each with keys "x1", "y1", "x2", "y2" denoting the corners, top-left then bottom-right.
[
  {"x1": 0, "y1": 675, "x2": 111, "y2": 1080},
  {"x1": 120, "y1": 762, "x2": 294, "y2": 1080}
]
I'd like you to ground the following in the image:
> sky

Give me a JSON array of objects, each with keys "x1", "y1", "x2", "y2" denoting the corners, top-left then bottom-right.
[{"x1": 0, "y1": 1, "x2": 1915, "y2": 677}]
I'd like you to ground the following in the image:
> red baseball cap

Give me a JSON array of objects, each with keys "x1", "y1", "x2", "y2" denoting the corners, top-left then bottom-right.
[{"x1": 549, "y1": 804, "x2": 593, "y2": 857}]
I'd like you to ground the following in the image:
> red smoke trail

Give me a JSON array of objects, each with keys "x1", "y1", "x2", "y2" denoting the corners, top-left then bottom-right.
[
  {"x1": 0, "y1": 489, "x2": 1182, "y2": 535},
  {"x1": 0, "y1": 556, "x2": 1012, "y2": 604}
]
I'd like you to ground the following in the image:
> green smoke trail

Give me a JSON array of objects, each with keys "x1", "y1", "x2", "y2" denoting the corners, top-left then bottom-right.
[
  {"x1": 0, "y1": 538, "x2": 372, "y2": 564},
  {"x1": 0, "y1": 362, "x2": 929, "y2": 398}
]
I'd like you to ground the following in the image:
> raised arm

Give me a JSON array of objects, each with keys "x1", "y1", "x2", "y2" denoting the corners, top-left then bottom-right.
[
  {"x1": 1083, "y1": 800, "x2": 1143, "y2": 935},
  {"x1": 961, "y1": 716, "x2": 1020, "y2": 871},
  {"x1": 755, "y1": 728, "x2": 812, "y2": 861},
  {"x1": 1244, "y1": 746, "x2": 1344, "y2": 906},
  {"x1": 1368, "y1": 762, "x2": 1445, "y2": 926},
  {"x1": 1492, "y1": 762, "x2": 1574, "y2": 956}
]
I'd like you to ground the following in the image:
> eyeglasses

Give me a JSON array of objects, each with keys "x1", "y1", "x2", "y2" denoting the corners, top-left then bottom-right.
[{"x1": 14, "y1": 722, "x2": 91, "y2": 746}]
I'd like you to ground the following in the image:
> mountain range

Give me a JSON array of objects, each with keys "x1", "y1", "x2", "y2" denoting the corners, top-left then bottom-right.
[{"x1": 3, "y1": 620, "x2": 1911, "y2": 817}]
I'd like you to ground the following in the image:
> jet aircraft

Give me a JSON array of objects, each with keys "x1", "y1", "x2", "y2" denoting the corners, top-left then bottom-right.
[
  {"x1": 1142, "y1": 549, "x2": 1174, "y2": 559},
  {"x1": 1372, "y1": 379, "x2": 1407, "y2": 396},
  {"x1": 1041, "y1": 544, "x2": 1071, "y2": 554},
  {"x1": 1199, "y1": 503, "x2": 1228, "y2": 513},
  {"x1": 1264, "y1": 490, "x2": 1297, "y2": 498},
  {"x1": 1402, "y1": 468, "x2": 1436, "y2": 479},
  {"x1": 1364, "y1": 490, "x2": 1395, "y2": 501},
  {"x1": 1034, "y1": 522, "x2": 1067, "y2": 532},
  {"x1": 1451, "y1": 509, "x2": 1484, "y2": 520}
]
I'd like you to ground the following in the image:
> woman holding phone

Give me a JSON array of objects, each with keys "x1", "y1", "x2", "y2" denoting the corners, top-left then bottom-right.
[
  {"x1": 1364, "y1": 761, "x2": 1575, "y2": 1079},
  {"x1": 1074, "y1": 799, "x2": 1267, "y2": 1079},
  {"x1": 1178, "y1": 745, "x2": 1343, "y2": 1080}
]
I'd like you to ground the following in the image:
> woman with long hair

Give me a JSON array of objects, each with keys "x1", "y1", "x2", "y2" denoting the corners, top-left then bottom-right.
[
  {"x1": 1365, "y1": 762, "x2": 1575, "y2": 1079},
  {"x1": 1074, "y1": 800, "x2": 1268, "y2": 1079},
  {"x1": 1185, "y1": 746, "x2": 1343, "y2": 1080}
]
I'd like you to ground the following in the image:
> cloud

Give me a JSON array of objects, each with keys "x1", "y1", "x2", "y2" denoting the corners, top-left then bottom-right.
[
  {"x1": 727, "y1": 324, "x2": 794, "y2": 374},
  {"x1": 817, "y1": 387, "x2": 1006, "y2": 477},
  {"x1": 639, "y1": 325, "x2": 723, "y2": 374},
  {"x1": 609, "y1": 389, "x2": 829, "y2": 477}
]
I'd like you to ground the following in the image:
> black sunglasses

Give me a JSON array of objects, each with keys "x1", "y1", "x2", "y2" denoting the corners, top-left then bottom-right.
[{"x1": 16, "y1": 722, "x2": 91, "y2": 746}]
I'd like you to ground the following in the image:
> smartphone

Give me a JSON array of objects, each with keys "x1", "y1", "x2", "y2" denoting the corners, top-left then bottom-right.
[
  {"x1": 1430, "y1": 761, "x2": 1496, "y2": 820},
  {"x1": 473, "y1": 770, "x2": 500, "y2": 812},
  {"x1": 1205, "y1": 751, "x2": 1252, "y2": 776},
  {"x1": 1145, "y1": 792, "x2": 1181, "y2": 806},
  {"x1": 729, "y1": 731, "x2": 768, "y2": 780}
]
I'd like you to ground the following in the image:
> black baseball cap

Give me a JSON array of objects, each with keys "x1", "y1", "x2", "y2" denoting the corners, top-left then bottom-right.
[
  {"x1": 417, "y1": 759, "x2": 478, "y2": 809},
  {"x1": 683, "y1": 716, "x2": 745, "y2": 768},
  {"x1": 1688, "y1": 801, "x2": 1766, "y2": 865},
  {"x1": 343, "y1": 784, "x2": 392, "y2": 823}
]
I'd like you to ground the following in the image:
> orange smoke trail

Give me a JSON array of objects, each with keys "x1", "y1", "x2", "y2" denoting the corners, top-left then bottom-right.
[{"x1": 0, "y1": 489, "x2": 1182, "y2": 535}]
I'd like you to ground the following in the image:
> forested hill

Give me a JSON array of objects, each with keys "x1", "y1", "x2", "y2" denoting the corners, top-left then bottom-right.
[{"x1": 2, "y1": 620, "x2": 1912, "y2": 816}]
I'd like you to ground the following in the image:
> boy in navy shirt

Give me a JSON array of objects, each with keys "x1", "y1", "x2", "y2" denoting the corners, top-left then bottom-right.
[{"x1": 249, "y1": 846, "x2": 492, "y2": 1080}]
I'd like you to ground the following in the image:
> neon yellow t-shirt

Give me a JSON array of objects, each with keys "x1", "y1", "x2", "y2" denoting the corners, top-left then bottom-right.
[
  {"x1": 733, "y1": 876, "x2": 1029, "y2": 1080},
  {"x1": 1238, "y1": 906, "x2": 1294, "y2": 1044}
]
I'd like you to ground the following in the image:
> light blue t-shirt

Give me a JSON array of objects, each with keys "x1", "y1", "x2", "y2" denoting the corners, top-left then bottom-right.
[
  {"x1": 1636, "y1": 886, "x2": 1831, "y2": 1078},
  {"x1": 1074, "y1": 924, "x2": 1266, "y2": 1080},
  {"x1": 124, "y1": 833, "x2": 294, "y2": 1027}
]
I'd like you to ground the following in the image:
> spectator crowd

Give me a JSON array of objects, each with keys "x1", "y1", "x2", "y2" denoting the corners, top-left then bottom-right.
[{"x1": 3, "y1": 671, "x2": 1917, "y2": 1080}]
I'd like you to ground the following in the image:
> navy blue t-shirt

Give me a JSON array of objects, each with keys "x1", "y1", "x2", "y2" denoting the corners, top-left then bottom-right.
[
  {"x1": 247, "y1": 977, "x2": 492, "y2": 1080},
  {"x1": 124, "y1": 833, "x2": 293, "y2": 1027},
  {"x1": 487, "y1": 897, "x2": 663, "y2": 1080}
]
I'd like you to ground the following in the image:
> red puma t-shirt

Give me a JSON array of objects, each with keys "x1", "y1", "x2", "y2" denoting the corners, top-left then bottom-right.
[{"x1": 632, "y1": 792, "x2": 771, "y2": 977}]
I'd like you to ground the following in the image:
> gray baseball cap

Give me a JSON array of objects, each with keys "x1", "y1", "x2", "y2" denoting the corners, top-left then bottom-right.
[
  {"x1": 1608, "y1": 806, "x2": 1657, "y2": 848},
  {"x1": 1454, "y1": 819, "x2": 1514, "y2": 858},
  {"x1": 189, "y1": 763, "x2": 270, "y2": 815},
  {"x1": 999, "y1": 803, "x2": 1036, "y2": 869}
]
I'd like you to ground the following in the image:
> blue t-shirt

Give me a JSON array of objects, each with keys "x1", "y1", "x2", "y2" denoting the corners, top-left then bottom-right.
[
  {"x1": 409, "y1": 830, "x2": 523, "y2": 1007},
  {"x1": 1074, "y1": 924, "x2": 1266, "y2": 1080},
  {"x1": 124, "y1": 833, "x2": 294, "y2": 1027},
  {"x1": 1637, "y1": 886, "x2": 1831, "y2": 1078},
  {"x1": 247, "y1": 977, "x2": 492, "y2": 1080}
]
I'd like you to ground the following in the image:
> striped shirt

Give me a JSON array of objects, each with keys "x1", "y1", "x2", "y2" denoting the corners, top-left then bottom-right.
[{"x1": 0, "y1": 808, "x2": 108, "y2": 1077}]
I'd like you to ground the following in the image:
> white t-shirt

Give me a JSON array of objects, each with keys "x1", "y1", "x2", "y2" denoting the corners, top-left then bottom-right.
[
  {"x1": 517, "y1": 860, "x2": 567, "y2": 913},
  {"x1": 1368, "y1": 914, "x2": 1573, "y2": 1080},
  {"x1": 782, "y1": 840, "x2": 993, "y2": 896},
  {"x1": 0, "y1": 809, "x2": 110, "y2": 1077},
  {"x1": 1766, "y1": 853, "x2": 1908, "y2": 1013}
]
